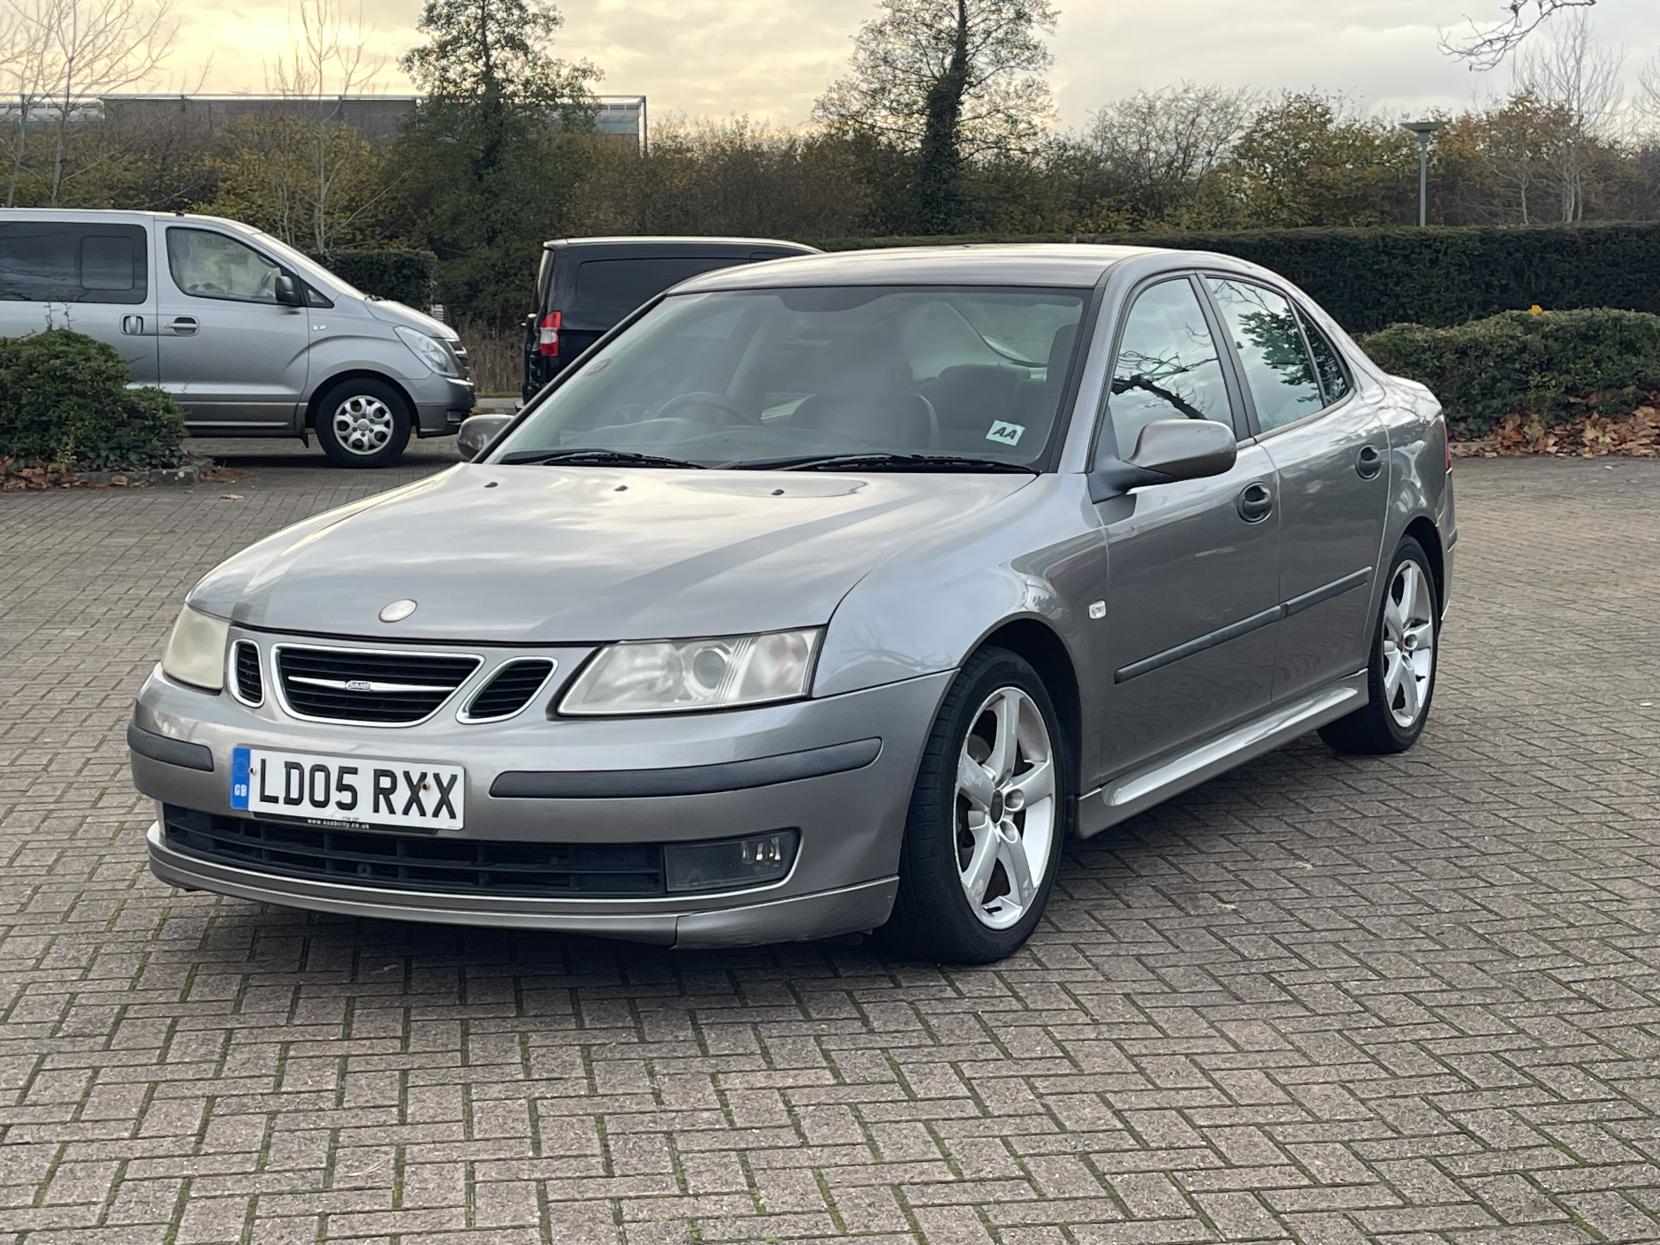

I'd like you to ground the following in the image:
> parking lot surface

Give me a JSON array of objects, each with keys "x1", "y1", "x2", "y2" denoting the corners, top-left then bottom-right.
[{"x1": 2, "y1": 444, "x2": 1657, "y2": 1245}]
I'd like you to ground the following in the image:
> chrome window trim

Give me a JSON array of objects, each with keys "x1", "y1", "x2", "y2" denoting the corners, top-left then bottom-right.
[
  {"x1": 456, "y1": 657, "x2": 561, "y2": 725},
  {"x1": 271, "y1": 642, "x2": 483, "y2": 729}
]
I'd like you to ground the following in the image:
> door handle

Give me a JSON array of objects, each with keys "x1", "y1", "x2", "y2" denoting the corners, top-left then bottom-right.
[
  {"x1": 1236, "y1": 481, "x2": 1274, "y2": 523},
  {"x1": 121, "y1": 314, "x2": 144, "y2": 334},
  {"x1": 166, "y1": 316, "x2": 198, "y2": 336},
  {"x1": 1356, "y1": 444, "x2": 1383, "y2": 479}
]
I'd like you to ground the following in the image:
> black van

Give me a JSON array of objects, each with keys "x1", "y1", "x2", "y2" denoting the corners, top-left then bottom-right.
[{"x1": 522, "y1": 236, "x2": 818, "y2": 400}]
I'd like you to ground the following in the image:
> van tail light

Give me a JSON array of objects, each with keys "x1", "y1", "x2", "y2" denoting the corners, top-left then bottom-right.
[{"x1": 536, "y1": 311, "x2": 561, "y2": 357}]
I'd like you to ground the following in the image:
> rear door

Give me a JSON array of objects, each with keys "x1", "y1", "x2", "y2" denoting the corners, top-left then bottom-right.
[
  {"x1": 0, "y1": 217, "x2": 156, "y2": 383},
  {"x1": 1201, "y1": 276, "x2": 1389, "y2": 702},
  {"x1": 155, "y1": 224, "x2": 310, "y2": 429}
]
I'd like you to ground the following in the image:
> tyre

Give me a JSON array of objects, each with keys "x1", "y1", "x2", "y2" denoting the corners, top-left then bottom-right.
[
  {"x1": 1319, "y1": 535, "x2": 1440, "y2": 755},
  {"x1": 314, "y1": 378, "x2": 413, "y2": 468},
  {"x1": 879, "y1": 647, "x2": 1071, "y2": 964}
]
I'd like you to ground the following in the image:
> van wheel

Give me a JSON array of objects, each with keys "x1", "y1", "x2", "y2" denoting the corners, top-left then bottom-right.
[
  {"x1": 878, "y1": 647, "x2": 1071, "y2": 964},
  {"x1": 315, "y1": 379, "x2": 412, "y2": 468}
]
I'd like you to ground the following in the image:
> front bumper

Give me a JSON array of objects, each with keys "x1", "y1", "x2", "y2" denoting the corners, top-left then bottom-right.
[
  {"x1": 411, "y1": 375, "x2": 475, "y2": 437},
  {"x1": 130, "y1": 641, "x2": 950, "y2": 947}
]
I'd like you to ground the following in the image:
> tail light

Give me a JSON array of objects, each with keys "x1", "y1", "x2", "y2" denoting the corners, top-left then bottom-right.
[
  {"x1": 1441, "y1": 416, "x2": 1452, "y2": 472},
  {"x1": 535, "y1": 311, "x2": 561, "y2": 358}
]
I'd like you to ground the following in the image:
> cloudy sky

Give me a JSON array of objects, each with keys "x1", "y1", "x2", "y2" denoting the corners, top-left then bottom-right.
[{"x1": 175, "y1": 0, "x2": 1656, "y2": 130}]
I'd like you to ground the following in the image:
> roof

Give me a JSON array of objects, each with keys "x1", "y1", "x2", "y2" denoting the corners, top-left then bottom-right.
[
  {"x1": 673, "y1": 243, "x2": 1160, "y2": 292},
  {"x1": 543, "y1": 236, "x2": 818, "y2": 254}
]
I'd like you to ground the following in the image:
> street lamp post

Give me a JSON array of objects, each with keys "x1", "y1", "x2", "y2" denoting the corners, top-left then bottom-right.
[{"x1": 1401, "y1": 119, "x2": 1445, "y2": 227}]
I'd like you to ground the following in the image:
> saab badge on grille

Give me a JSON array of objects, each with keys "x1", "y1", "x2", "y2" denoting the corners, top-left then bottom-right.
[
  {"x1": 345, "y1": 679, "x2": 373, "y2": 691},
  {"x1": 379, "y1": 599, "x2": 418, "y2": 623}
]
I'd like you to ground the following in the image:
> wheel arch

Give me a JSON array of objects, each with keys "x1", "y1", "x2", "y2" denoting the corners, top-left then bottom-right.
[
  {"x1": 1401, "y1": 514, "x2": 1444, "y2": 611},
  {"x1": 971, "y1": 616, "x2": 1083, "y2": 788},
  {"x1": 305, "y1": 370, "x2": 417, "y2": 431}
]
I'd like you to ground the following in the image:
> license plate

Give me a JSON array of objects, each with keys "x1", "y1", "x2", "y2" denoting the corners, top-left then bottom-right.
[{"x1": 230, "y1": 746, "x2": 464, "y2": 832}]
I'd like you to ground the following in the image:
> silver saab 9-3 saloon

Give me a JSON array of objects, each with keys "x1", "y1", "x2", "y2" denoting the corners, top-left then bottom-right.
[{"x1": 128, "y1": 245, "x2": 1454, "y2": 963}]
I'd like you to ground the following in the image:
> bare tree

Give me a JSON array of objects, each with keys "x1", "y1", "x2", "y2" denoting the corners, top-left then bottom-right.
[
  {"x1": 1443, "y1": 1, "x2": 1599, "y2": 69},
  {"x1": 266, "y1": 0, "x2": 388, "y2": 253},
  {"x1": 14, "y1": 0, "x2": 182, "y2": 204},
  {"x1": 1, "y1": 0, "x2": 52, "y2": 204},
  {"x1": 1085, "y1": 83, "x2": 1254, "y2": 220},
  {"x1": 1514, "y1": 10, "x2": 1623, "y2": 220}
]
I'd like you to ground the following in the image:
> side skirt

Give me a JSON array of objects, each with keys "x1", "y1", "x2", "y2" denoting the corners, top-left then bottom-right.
[{"x1": 1075, "y1": 670, "x2": 1369, "y2": 839}]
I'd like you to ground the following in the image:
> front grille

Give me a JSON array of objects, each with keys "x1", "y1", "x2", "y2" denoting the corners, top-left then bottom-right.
[
  {"x1": 232, "y1": 640, "x2": 263, "y2": 705},
  {"x1": 462, "y1": 659, "x2": 555, "y2": 721},
  {"x1": 162, "y1": 806, "x2": 666, "y2": 897},
  {"x1": 275, "y1": 646, "x2": 480, "y2": 725}
]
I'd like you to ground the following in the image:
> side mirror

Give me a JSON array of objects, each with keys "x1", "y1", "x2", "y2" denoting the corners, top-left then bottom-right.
[
  {"x1": 457, "y1": 413, "x2": 513, "y2": 461},
  {"x1": 274, "y1": 273, "x2": 303, "y2": 307},
  {"x1": 1088, "y1": 419, "x2": 1237, "y2": 500}
]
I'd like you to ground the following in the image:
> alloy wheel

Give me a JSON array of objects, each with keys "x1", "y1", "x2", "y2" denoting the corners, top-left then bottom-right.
[
  {"x1": 954, "y1": 686, "x2": 1057, "y2": 930},
  {"x1": 331, "y1": 395, "x2": 395, "y2": 456},
  {"x1": 1381, "y1": 561, "x2": 1435, "y2": 728}
]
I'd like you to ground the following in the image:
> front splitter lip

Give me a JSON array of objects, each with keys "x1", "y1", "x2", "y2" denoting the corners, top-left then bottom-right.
[{"x1": 146, "y1": 823, "x2": 898, "y2": 948}]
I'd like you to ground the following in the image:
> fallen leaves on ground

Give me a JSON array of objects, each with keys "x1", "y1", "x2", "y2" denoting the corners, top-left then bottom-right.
[{"x1": 1456, "y1": 404, "x2": 1660, "y2": 459}]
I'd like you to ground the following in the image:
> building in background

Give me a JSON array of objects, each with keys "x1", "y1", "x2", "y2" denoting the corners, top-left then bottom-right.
[{"x1": 5, "y1": 93, "x2": 649, "y2": 149}]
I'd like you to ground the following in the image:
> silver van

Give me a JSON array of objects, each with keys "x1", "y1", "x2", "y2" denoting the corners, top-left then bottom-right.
[{"x1": 0, "y1": 210, "x2": 474, "y2": 466}]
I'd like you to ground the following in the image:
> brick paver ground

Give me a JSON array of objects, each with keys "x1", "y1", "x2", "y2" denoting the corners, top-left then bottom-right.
[{"x1": 1, "y1": 442, "x2": 1657, "y2": 1245}]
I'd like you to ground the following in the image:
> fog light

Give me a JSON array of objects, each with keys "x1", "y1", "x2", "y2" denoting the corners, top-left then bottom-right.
[{"x1": 664, "y1": 830, "x2": 799, "y2": 893}]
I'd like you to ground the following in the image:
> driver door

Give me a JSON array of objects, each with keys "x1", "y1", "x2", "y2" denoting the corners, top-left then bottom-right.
[
  {"x1": 156, "y1": 225, "x2": 310, "y2": 430},
  {"x1": 1091, "y1": 275, "x2": 1283, "y2": 780}
]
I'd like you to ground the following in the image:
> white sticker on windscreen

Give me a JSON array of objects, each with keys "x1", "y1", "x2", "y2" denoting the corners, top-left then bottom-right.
[{"x1": 986, "y1": 420, "x2": 1025, "y2": 446}]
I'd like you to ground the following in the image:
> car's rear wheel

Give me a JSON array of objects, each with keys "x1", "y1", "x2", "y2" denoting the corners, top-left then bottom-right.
[
  {"x1": 1320, "y1": 536, "x2": 1439, "y2": 754},
  {"x1": 315, "y1": 378, "x2": 412, "y2": 468},
  {"x1": 880, "y1": 647, "x2": 1070, "y2": 964}
]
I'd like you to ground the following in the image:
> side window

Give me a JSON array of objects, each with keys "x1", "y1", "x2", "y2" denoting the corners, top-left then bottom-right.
[
  {"x1": 1107, "y1": 278, "x2": 1232, "y2": 457},
  {"x1": 0, "y1": 222, "x2": 146, "y2": 304},
  {"x1": 166, "y1": 228, "x2": 281, "y2": 303},
  {"x1": 1298, "y1": 308, "x2": 1352, "y2": 406},
  {"x1": 575, "y1": 257, "x2": 742, "y2": 322},
  {"x1": 1204, "y1": 278, "x2": 1323, "y2": 432}
]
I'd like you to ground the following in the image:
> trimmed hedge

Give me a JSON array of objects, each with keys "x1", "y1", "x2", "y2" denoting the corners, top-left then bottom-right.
[
  {"x1": 0, "y1": 330, "x2": 188, "y2": 471},
  {"x1": 321, "y1": 247, "x2": 437, "y2": 309},
  {"x1": 1360, "y1": 309, "x2": 1660, "y2": 438},
  {"x1": 817, "y1": 222, "x2": 1660, "y2": 333}
]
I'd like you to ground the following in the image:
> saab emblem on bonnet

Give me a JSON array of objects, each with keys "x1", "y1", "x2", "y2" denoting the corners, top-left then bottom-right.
[{"x1": 379, "y1": 599, "x2": 418, "y2": 623}]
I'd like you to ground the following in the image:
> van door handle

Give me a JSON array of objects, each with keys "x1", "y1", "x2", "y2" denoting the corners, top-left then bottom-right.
[
  {"x1": 1356, "y1": 444, "x2": 1383, "y2": 479},
  {"x1": 1236, "y1": 482, "x2": 1274, "y2": 523},
  {"x1": 121, "y1": 314, "x2": 144, "y2": 334},
  {"x1": 165, "y1": 316, "x2": 198, "y2": 335}
]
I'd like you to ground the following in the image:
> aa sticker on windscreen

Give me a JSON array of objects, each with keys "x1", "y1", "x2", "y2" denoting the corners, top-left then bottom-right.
[{"x1": 985, "y1": 420, "x2": 1025, "y2": 447}]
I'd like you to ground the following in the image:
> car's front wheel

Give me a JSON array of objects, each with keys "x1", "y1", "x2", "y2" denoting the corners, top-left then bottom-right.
[
  {"x1": 315, "y1": 378, "x2": 413, "y2": 468},
  {"x1": 1320, "y1": 535, "x2": 1440, "y2": 754},
  {"x1": 880, "y1": 647, "x2": 1070, "y2": 964}
]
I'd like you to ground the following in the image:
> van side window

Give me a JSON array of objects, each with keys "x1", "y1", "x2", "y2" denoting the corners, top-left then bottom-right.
[
  {"x1": 166, "y1": 228, "x2": 282, "y2": 304},
  {"x1": 0, "y1": 222, "x2": 147, "y2": 304}
]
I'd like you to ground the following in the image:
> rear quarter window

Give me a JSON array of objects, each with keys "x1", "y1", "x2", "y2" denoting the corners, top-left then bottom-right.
[{"x1": 0, "y1": 222, "x2": 147, "y2": 304}]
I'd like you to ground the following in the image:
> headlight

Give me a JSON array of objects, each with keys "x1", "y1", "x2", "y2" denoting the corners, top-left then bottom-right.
[
  {"x1": 160, "y1": 605, "x2": 230, "y2": 691},
  {"x1": 560, "y1": 629, "x2": 822, "y2": 716},
  {"x1": 395, "y1": 326, "x2": 460, "y2": 377}
]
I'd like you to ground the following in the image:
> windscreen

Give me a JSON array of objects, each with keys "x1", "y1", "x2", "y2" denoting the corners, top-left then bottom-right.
[{"x1": 493, "y1": 285, "x2": 1088, "y2": 469}]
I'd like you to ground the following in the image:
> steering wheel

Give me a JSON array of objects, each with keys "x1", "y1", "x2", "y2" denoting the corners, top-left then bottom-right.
[{"x1": 653, "y1": 391, "x2": 753, "y2": 426}]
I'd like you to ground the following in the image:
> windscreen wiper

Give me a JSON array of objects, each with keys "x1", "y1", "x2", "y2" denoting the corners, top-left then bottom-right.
[
  {"x1": 728, "y1": 452, "x2": 1036, "y2": 473},
  {"x1": 498, "y1": 448, "x2": 706, "y2": 469}
]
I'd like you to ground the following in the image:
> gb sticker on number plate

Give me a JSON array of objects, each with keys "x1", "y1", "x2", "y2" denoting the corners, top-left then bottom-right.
[{"x1": 230, "y1": 745, "x2": 465, "y2": 832}]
